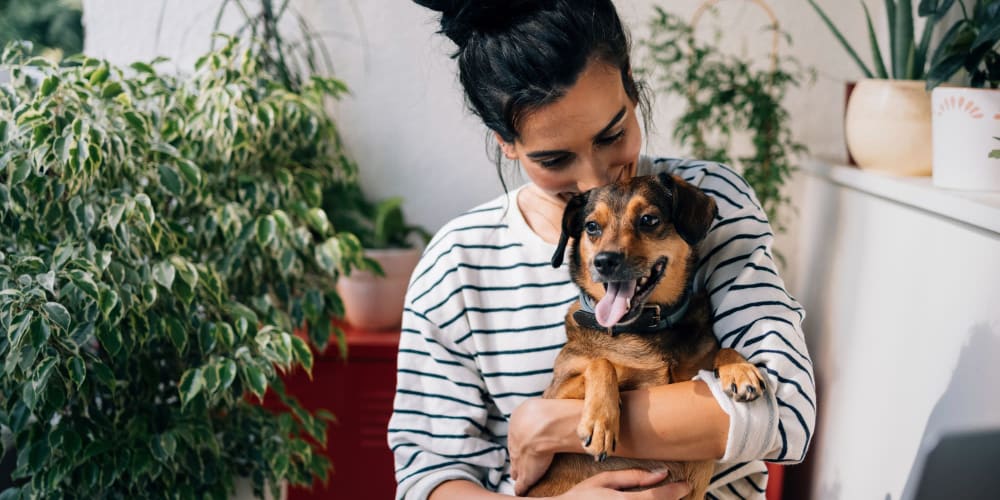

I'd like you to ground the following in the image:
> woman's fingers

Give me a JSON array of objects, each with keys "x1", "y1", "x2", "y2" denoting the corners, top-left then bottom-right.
[
  {"x1": 629, "y1": 480, "x2": 693, "y2": 500},
  {"x1": 582, "y1": 469, "x2": 669, "y2": 490}
]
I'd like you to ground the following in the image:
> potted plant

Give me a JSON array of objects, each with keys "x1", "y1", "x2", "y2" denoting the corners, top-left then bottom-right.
[
  {"x1": 323, "y1": 181, "x2": 430, "y2": 331},
  {"x1": 924, "y1": 0, "x2": 1000, "y2": 190},
  {"x1": 808, "y1": 0, "x2": 945, "y2": 175},
  {"x1": 639, "y1": 3, "x2": 812, "y2": 236},
  {"x1": 0, "y1": 34, "x2": 364, "y2": 498}
]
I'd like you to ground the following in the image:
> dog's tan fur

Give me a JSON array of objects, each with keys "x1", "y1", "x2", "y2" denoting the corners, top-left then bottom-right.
[{"x1": 524, "y1": 174, "x2": 764, "y2": 499}]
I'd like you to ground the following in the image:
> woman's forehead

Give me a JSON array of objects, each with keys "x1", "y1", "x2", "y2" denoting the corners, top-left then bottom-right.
[{"x1": 516, "y1": 61, "x2": 630, "y2": 147}]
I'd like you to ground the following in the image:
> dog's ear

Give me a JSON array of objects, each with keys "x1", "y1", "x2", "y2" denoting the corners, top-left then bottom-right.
[
  {"x1": 551, "y1": 191, "x2": 590, "y2": 268},
  {"x1": 657, "y1": 172, "x2": 717, "y2": 246}
]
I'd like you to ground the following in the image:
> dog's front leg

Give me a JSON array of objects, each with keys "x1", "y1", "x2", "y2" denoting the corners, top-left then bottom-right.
[
  {"x1": 714, "y1": 348, "x2": 766, "y2": 403},
  {"x1": 578, "y1": 358, "x2": 620, "y2": 461}
]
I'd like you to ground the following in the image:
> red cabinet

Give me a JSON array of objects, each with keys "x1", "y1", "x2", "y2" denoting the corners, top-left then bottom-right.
[{"x1": 278, "y1": 326, "x2": 400, "y2": 500}]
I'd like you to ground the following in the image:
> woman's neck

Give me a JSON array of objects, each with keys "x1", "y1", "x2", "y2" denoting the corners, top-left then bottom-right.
[{"x1": 517, "y1": 184, "x2": 567, "y2": 245}]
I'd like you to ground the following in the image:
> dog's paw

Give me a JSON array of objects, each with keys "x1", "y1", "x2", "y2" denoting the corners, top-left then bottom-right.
[
  {"x1": 716, "y1": 363, "x2": 766, "y2": 403},
  {"x1": 577, "y1": 397, "x2": 620, "y2": 462}
]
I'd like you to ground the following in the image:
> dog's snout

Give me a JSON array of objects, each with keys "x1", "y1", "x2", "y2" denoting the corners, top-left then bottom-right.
[{"x1": 593, "y1": 252, "x2": 624, "y2": 276}]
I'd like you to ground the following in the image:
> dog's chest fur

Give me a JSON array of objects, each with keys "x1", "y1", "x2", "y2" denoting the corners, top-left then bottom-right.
[{"x1": 556, "y1": 292, "x2": 718, "y2": 391}]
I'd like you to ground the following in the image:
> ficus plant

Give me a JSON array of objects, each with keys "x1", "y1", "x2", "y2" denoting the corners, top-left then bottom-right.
[
  {"x1": 639, "y1": 6, "x2": 813, "y2": 234},
  {"x1": 0, "y1": 35, "x2": 366, "y2": 499}
]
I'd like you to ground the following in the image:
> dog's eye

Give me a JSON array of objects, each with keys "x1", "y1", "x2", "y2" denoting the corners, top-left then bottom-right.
[
  {"x1": 639, "y1": 215, "x2": 660, "y2": 228},
  {"x1": 584, "y1": 221, "x2": 602, "y2": 236}
]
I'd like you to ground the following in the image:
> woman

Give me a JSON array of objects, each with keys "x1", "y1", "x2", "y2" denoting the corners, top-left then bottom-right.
[{"x1": 389, "y1": 1, "x2": 815, "y2": 498}]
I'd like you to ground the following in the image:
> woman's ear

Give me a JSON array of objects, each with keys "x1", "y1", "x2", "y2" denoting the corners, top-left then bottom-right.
[{"x1": 494, "y1": 132, "x2": 518, "y2": 160}]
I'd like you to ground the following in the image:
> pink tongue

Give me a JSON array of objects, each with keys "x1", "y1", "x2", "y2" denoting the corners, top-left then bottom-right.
[{"x1": 595, "y1": 280, "x2": 637, "y2": 327}]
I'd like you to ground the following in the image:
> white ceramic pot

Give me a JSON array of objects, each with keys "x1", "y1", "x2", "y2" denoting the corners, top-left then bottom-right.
[
  {"x1": 845, "y1": 79, "x2": 932, "y2": 176},
  {"x1": 931, "y1": 86, "x2": 1000, "y2": 191},
  {"x1": 336, "y1": 247, "x2": 422, "y2": 331}
]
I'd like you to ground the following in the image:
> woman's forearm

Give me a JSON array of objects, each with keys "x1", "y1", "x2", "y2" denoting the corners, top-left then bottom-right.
[
  {"x1": 540, "y1": 380, "x2": 729, "y2": 461},
  {"x1": 428, "y1": 479, "x2": 511, "y2": 499}
]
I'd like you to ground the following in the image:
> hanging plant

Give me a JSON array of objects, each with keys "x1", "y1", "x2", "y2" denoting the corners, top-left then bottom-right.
[{"x1": 639, "y1": 4, "x2": 814, "y2": 233}]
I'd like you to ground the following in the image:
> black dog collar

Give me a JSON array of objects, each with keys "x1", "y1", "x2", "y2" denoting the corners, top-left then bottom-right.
[{"x1": 573, "y1": 287, "x2": 692, "y2": 336}]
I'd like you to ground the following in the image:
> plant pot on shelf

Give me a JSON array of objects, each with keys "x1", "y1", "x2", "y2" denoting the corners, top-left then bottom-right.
[
  {"x1": 931, "y1": 86, "x2": 1000, "y2": 191},
  {"x1": 336, "y1": 247, "x2": 422, "y2": 331},
  {"x1": 845, "y1": 79, "x2": 932, "y2": 176}
]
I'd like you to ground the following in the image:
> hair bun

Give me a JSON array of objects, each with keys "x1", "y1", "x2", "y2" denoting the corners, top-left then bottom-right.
[{"x1": 414, "y1": 0, "x2": 544, "y2": 48}]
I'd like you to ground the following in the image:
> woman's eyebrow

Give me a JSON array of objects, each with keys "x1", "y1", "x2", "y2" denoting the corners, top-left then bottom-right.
[
  {"x1": 593, "y1": 106, "x2": 627, "y2": 139},
  {"x1": 525, "y1": 106, "x2": 627, "y2": 159}
]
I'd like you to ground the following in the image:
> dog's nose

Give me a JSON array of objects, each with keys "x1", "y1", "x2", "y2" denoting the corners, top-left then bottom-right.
[{"x1": 593, "y1": 252, "x2": 624, "y2": 276}]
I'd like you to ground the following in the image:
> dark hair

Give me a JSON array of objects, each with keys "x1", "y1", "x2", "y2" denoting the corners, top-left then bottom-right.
[{"x1": 414, "y1": 0, "x2": 652, "y2": 182}]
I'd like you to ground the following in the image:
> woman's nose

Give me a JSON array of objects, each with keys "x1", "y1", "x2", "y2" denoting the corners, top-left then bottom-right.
[{"x1": 575, "y1": 158, "x2": 617, "y2": 193}]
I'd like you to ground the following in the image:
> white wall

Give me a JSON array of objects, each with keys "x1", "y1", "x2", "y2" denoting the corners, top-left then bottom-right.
[
  {"x1": 83, "y1": 0, "x2": 876, "y2": 236},
  {"x1": 790, "y1": 164, "x2": 1000, "y2": 499}
]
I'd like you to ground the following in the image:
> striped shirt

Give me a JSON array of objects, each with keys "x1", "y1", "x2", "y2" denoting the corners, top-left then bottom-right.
[{"x1": 388, "y1": 157, "x2": 815, "y2": 499}]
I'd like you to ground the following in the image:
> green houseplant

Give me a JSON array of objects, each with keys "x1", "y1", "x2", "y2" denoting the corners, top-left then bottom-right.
[
  {"x1": 925, "y1": 1, "x2": 1000, "y2": 189},
  {"x1": 0, "y1": 34, "x2": 366, "y2": 499},
  {"x1": 639, "y1": 5, "x2": 812, "y2": 234},
  {"x1": 807, "y1": 0, "x2": 951, "y2": 175},
  {"x1": 323, "y1": 182, "x2": 431, "y2": 331}
]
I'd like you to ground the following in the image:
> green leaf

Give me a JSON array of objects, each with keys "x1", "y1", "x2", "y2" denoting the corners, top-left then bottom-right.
[
  {"x1": 169, "y1": 255, "x2": 198, "y2": 287},
  {"x1": 42, "y1": 302, "x2": 71, "y2": 331},
  {"x1": 178, "y1": 367, "x2": 204, "y2": 407},
  {"x1": 218, "y1": 358, "x2": 238, "y2": 391},
  {"x1": 40, "y1": 75, "x2": 60, "y2": 96},
  {"x1": 256, "y1": 215, "x2": 277, "y2": 248},
  {"x1": 862, "y1": 2, "x2": 891, "y2": 79},
  {"x1": 165, "y1": 317, "x2": 187, "y2": 352},
  {"x1": 305, "y1": 207, "x2": 332, "y2": 234},
  {"x1": 989, "y1": 149, "x2": 1000, "y2": 159},
  {"x1": 177, "y1": 159, "x2": 203, "y2": 187},
  {"x1": 99, "y1": 288, "x2": 119, "y2": 320},
  {"x1": 88, "y1": 66, "x2": 109, "y2": 86},
  {"x1": 97, "y1": 326, "x2": 123, "y2": 356},
  {"x1": 158, "y1": 164, "x2": 183, "y2": 196},
  {"x1": 152, "y1": 260, "x2": 175, "y2": 290},
  {"x1": 315, "y1": 237, "x2": 342, "y2": 275},
  {"x1": 203, "y1": 361, "x2": 221, "y2": 395},
  {"x1": 106, "y1": 203, "x2": 126, "y2": 231},
  {"x1": 806, "y1": 0, "x2": 875, "y2": 77},
  {"x1": 91, "y1": 361, "x2": 115, "y2": 391},
  {"x1": 101, "y1": 81, "x2": 124, "y2": 99},
  {"x1": 134, "y1": 193, "x2": 155, "y2": 226},
  {"x1": 10, "y1": 160, "x2": 31, "y2": 185},
  {"x1": 36, "y1": 271, "x2": 56, "y2": 294},
  {"x1": 291, "y1": 335, "x2": 314, "y2": 375},
  {"x1": 67, "y1": 357, "x2": 86, "y2": 389},
  {"x1": 69, "y1": 270, "x2": 100, "y2": 301},
  {"x1": 123, "y1": 111, "x2": 147, "y2": 133},
  {"x1": 152, "y1": 432, "x2": 176, "y2": 462},
  {"x1": 242, "y1": 363, "x2": 267, "y2": 400}
]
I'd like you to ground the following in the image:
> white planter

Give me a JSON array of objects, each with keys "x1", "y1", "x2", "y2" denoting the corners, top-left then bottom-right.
[
  {"x1": 931, "y1": 86, "x2": 1000, "y2": 191},
  {"x1": 336, "y1": 247, "x2": 422, "y2": 331},
  {"x1": 845, "y1": 79, "x2": 933, "y2": 176}
]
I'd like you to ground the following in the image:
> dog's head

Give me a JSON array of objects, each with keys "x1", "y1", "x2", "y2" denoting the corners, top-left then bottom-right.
[{"x1": 551, "y1": 173, "x2": 717, "y2": 328}]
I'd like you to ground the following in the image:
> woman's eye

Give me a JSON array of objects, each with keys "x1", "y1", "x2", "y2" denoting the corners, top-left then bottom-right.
[
  {"x1": 639, "y1": 215, "x2": 659, "y2": 228},
  {"x1": 584, "y1": 221, "x2": 601, "y2": 235},
  {"x1": 539, "y1": 156, "x2": 570, "y2": 168},
  {"x1": 596, "y1": 129, "x2": 625, "y2": 146}
]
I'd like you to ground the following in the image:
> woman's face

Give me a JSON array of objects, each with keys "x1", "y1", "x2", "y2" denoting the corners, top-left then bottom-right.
[{"x1": 500, "y1": 60, "x2": 643, "y2": 203}]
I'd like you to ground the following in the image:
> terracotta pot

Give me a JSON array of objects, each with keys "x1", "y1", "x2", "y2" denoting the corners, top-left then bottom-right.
[
  {"x1": 844, "y1": 79, "x2": 932, "y2": 176},
  {"x1": 335, "y1": 247, "x2": 422, "y2": 331},
  {"x1": 931, "y1": 86, "x2": 1000, "y2": 191}
]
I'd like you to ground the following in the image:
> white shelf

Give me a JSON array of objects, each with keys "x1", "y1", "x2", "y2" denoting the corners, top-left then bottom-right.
[{"x1": 803, "y1": 158, "x2": 1000, "y2": 235}]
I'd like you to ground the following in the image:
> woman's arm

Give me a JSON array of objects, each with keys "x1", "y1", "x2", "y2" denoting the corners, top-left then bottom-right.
[
  {"x1": 432, "y1": 471, "x2": 694, "y2": 500},
  {"x1": 509, "y1": 380, "x2": 730, "y2": 494}
]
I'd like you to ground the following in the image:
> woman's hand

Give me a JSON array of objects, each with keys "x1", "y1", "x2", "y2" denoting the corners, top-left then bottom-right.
[
  {"x1": 509, "y1": 398, "x2": 580, "y2": 495},
  {"x1": 553, "y1": 469, "x2": 691, "y2": 499}
]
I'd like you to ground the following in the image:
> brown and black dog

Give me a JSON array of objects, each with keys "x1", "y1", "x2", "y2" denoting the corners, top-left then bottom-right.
[{"x1": 523, "y1": 173, "x2": 765, "y2": 499}]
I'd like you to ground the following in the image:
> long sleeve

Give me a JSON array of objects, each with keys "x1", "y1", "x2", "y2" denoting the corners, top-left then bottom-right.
[{"x1": 670, "y1": 160, "x2": 815, "y2": 466}]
